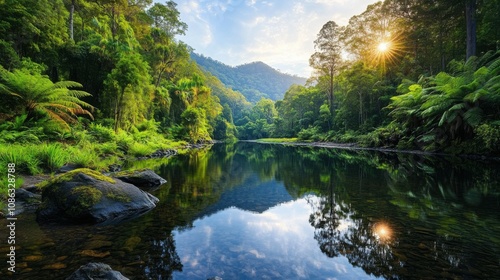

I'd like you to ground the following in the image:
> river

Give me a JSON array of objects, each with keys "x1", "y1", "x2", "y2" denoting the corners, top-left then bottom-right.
[{"x1": 1, "y1": 142, "x2": 499, "y2": 279}]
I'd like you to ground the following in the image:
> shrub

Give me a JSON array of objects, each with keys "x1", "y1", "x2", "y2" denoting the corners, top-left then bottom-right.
[
  {"x1": 128, "y1": 142, "x2": 155, "y2": 157},
  {"x1": 116, "y1": 131, "x2": 135, "y2": 153},
  {"x1": 297, "y1": 127, "x2": 321, "y2": 141},
  {"x1": 88, "y1": 123, "x2": 116, "y2": 143},
  {"x1": 475, "y1": 123, "x2": 500, "y2": 154},
  {"x1": 135, "y1": 119, "x2": 159, "y2": 132}
]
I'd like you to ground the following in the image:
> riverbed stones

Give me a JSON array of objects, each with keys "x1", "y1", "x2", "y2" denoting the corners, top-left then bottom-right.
[
  {"x1": 66, "y1": 262, "x2": 129, "y2": 280},
  {"x1": 36, "y1": 168, "x2": 159, "y2": 224}
]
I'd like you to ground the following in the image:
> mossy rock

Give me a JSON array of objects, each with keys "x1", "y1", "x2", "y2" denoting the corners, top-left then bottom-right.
[
  {"x1": 36, "y1": 169, "x2": 158, "y2": 225},
  {"x1": 37, "y1": 168, "x2": 115, "y2": 189}
]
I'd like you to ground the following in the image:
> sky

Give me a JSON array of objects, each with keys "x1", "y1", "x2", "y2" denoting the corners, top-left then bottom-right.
[{"x1": 176, "y1": 0, "x2": 380, "y2": 77}]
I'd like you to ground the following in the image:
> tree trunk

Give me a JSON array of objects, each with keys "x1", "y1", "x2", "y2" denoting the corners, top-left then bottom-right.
[
  {"x1": 465, "y1": 0, "x2": 477, "y2": 59},
  {"x1": 111, "y1": 4, "x2": 117, "y2": 37},
  {"x1": 358, "y1": 92, "x2": 363, "y2": 127},
  {"x1": 114, "y1": 88, "x2": 125, "y2": 132},
  {"x1": 69, "y1": 0, "x2": 75, "y2": 40},
  {"x1": 329, "y1": 66, "x2": 334, "y2": 115}
]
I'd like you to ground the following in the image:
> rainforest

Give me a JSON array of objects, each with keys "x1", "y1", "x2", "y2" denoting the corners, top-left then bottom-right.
[
  {"x1": 1, "y1": 0, "x2": 500, "y2": 178},
  {"x1": 1, "y1": 0, "x2": 500, "y2": 279}
]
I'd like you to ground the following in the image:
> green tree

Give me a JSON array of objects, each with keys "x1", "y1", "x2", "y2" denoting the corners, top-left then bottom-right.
[
  {"x1": 104, "y1": 52, "x2": 151, "y2": 131},
  {"x1": 310, "y1": 21, "x2": 343, "y2": 114}
]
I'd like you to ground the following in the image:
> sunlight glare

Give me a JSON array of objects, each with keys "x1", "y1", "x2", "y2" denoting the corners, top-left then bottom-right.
[
  {"x1": 377, "y1": 42, "x2": 389, "y2": 52},
  {"x1": 373, "y1": 222, "x2": 392, "y2": 242}
]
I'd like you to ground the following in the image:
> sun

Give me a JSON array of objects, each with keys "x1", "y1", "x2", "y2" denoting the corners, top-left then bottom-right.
[
  {"x1": 371, "y1": 32, "x2": 406, "y2": 73},
  {"x1": 377, "y1": 42, "x2": 390, "y2": 52}
]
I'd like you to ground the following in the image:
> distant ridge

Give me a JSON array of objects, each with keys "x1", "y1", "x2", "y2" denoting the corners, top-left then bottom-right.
[{"x1": 191, "y1": 52, "x2": 307, "y2": 103}]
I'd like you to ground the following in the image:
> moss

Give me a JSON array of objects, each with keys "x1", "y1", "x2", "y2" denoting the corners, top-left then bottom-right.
[
  {"x1": 106, "y1": 190, "x2": 131, "y2": 203},
  {"x1": 36, "y1": 168, "x2": 116, "y2": 189},
  {"x1": 67, "y1": 185, "x2": 103, "y2": 217},
  {"x1": 113, "y1": 168, "x2": 147, "y2": 177}
]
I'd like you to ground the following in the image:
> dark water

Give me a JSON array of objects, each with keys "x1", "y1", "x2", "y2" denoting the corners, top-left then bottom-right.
[{"x1": 1, "y1": 142, "x2": 500, "y2": 279}]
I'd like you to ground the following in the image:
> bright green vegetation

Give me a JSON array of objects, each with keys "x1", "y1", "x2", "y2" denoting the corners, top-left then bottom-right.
[
  {"x1": 0, "y1": 0, "x2": 239, "y2": 152},
  {"x1": 235, "y1": 1, "x2": 500, "y2": 155}
]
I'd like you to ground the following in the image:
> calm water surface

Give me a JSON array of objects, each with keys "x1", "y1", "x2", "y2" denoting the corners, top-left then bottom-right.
[{"x1": 1, "y1": 142, "x2": 500, "y2": 279}]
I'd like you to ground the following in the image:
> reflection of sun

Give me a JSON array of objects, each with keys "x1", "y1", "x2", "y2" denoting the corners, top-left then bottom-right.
[{"x1": 373, "y1": 222, "x2": 392, "y2": 242}]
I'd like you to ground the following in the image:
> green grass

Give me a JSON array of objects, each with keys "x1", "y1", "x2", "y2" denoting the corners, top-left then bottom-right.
[
  {"x1": 36, "y1": 143, "x2": 67, "y2": 172},
  {"x1": 0, "y1": 145, "x2": 41, "y2": 174}
]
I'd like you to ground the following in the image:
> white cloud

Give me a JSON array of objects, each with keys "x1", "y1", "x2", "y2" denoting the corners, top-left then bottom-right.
[{"x1": 177, "y1": 0, "x2": 380, "y2": 77}]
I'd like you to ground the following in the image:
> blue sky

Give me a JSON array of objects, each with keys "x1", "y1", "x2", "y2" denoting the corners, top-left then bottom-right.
[{"x1": 177, "y1": 0, "x2": 380, "y2": 77}]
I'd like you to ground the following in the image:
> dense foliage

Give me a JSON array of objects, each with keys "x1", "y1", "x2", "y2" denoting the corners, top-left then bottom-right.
[{"x1": 0, "y1": 0, "x2": 239, "y2": 146}]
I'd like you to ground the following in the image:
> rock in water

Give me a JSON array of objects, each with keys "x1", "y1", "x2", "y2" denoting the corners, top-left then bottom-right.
[
  {"x1": 114, "y1": 169, "x2": 167, "y2": 189},
  {"x1": 36, "y1": 168, "x2": 158, "y2": 225},
  {"x1": 66, "y1": 262, "x2": 129, "y2": 280}
]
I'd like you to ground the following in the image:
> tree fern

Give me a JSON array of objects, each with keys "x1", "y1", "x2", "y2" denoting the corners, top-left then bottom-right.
[{"x1": 0, "y1": 67, "x2": 94, "y2": 129}]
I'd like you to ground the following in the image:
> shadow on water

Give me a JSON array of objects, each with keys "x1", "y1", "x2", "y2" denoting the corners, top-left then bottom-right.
[{"x1": 1, "y1": 142, "x2": 499, "y2": 279}]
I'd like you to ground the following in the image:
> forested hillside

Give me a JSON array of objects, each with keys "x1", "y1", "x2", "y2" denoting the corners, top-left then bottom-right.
[{"x1": 191, "y1": 53, "x2": 307, "y2": 103}]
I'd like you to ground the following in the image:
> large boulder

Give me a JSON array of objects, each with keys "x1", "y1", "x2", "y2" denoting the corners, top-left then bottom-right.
[
  {"x1": 66, "y1": 262, "x2": 128, "y2": 280},
  {"x1": 114, "y1": 169, "x2": 166, "y2": 190},
  {"x1": 36, "y1": 168, "x2": 159, "y2": 225}
]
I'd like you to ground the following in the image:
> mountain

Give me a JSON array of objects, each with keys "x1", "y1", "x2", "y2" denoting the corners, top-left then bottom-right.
[{"x1": 191, "y1": 52, "x2": 307, "y2": 103}]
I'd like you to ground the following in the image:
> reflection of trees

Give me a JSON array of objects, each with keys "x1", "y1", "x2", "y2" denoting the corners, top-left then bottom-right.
[
  {"x1": 142, "y1": 232, "x2": 182, "y2": 280},
  {"x1": 17, "y1": 143, "x2": 500, "y2": 279},
  {"x1": 300, "y1": 147, "x2": 500, "y2": 279},
  {"x1": 308, "y1": 194, "x2": 342, "y2": 258},
  {"x1": 307, "y1": 175, "x2": 402, "y2": 279}
]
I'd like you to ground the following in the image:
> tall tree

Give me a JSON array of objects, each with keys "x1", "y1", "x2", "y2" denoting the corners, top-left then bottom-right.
[
  {"x1": 310, "y1": 21, "x2": 343, "y2": 115},
  {"x1": 68, "y1": 0, "x2": 76, "y2": 40}
]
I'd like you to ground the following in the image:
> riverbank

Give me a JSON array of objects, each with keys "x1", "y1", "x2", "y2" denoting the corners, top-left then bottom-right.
[{"x1": 247, "y1": 139, "x2": 500, "y2": 162}]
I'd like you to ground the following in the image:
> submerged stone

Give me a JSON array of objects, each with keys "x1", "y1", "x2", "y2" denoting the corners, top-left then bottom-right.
[
  {"x1": 66, "y1": 262, "x2": 129, "y2": 280},
  {"x1": 36, "y1": 168, "x2": 158, "y2": 225}
]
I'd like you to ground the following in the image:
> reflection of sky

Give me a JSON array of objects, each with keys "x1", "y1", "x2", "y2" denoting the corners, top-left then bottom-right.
[{"x1": 172, "y1": 198, "x2": 377, "y2": 279}]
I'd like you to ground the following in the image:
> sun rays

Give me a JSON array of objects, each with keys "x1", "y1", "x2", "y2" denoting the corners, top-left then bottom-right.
[{"x1": 371, "y1": 31, "x2": 406, "y2": 73}]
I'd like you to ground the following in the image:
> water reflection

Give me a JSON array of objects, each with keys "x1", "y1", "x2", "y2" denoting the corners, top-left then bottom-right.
[
  {"x1": 172, "y1": 198, "x2": 373, "y2": 280},
  {"x1": 1, "y1": 143, "x2": 500, "y2": 279},
  {"x1": 373, "y1": 222, "x2": 392, "y2": 243}
]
